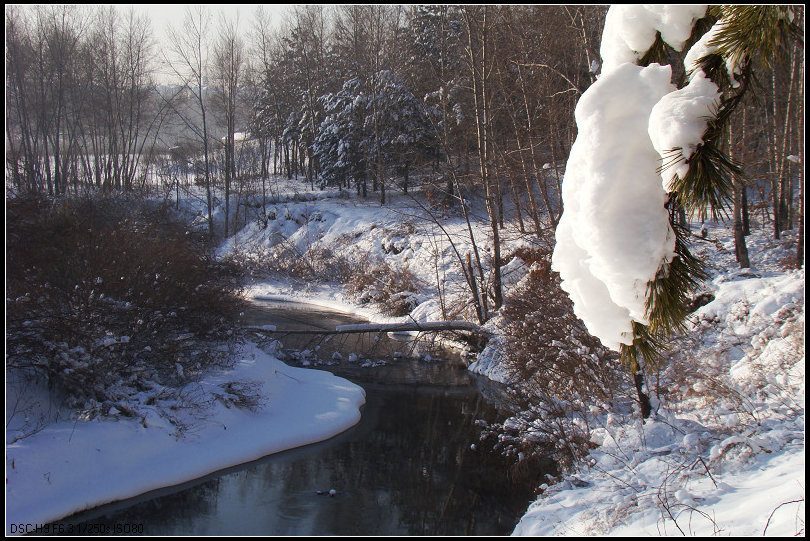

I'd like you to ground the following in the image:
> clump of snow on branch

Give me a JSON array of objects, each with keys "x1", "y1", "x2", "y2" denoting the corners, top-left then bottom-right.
[
  {"x1": 551, "y1": 62, "x2": 676, "y2": 351},
  {"x1": 684, "y1": 20, "x2": 742, "y2": 85},
  {"x1": 648, "y1": 71, "x2": 722, "y2": 190},
  {"x1": 600, "y1": 5, "x2": 707, "y2": 74},
  {"x1": 552, "y1": 5, "x2": 733, "y2": 352}
]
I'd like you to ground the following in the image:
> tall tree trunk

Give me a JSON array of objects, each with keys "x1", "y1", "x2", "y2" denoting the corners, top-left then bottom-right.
[
  {"x1": 466, "y1": 6, "x2": 502, "y2": 312},
  {"x1": 516, "y1": 58, "x2": 558, "y2": 230},
  {"x1": 741, "y1": 106, "x2": 751, "y2": 236},
  {"x1": 501, "y1": 149, "x2": 525, "y2": 234},
  {"x1": 730, "y1": 121, "x2": 750, "y2": 268},
  {"x1": 769, "y1": 66, "x2": 782, "y2": 238},
  {"x1": 199, "y1": 92, "x2": 213, "y2": 237},
  {"x1": 261, "y1": 138, "x2": 268, "y2": 224},
  {"x1": 797, "y1": 57, "x2": 805, "y2": 269},
  {"x1": 777, "y1": 42, "x2": 799, "y2": 232}
]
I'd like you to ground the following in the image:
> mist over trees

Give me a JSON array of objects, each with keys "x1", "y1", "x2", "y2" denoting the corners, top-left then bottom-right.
[
  {"x1": 6, "y1": 5, "x2": 161, "y2": 194},
  {"x1": 6, "y1": 4, "x2": 804, "y2": 266}
]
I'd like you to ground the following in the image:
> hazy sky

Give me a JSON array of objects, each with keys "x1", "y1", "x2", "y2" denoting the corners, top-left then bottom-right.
[
  {"x1": 125, "y1": 4, "x2": 292, "y2": 83},
  {"x1": 132, "y1": 3, "x2": 290, "y2": 36}
]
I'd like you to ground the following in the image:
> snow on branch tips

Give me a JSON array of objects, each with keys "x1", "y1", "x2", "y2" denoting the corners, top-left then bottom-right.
[
  {"x1": 648, "y1": 71, "x2": 722, "y2": 193},
  {"x1": 551, "y1": 62, "x2": 676, "y2": 352},
  {"x1": 553, "y1": 4, "x2": 801, "y2": 369},
  {"x1": 599, "y1": 5, "x2": 708, "y2": 75},
  {"x1": 552, "y1": 5, "x2": 714, "y2": 360}
]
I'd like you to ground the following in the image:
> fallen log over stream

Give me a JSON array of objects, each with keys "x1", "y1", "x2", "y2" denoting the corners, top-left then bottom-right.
[{"x1": 244, "y1": 320, "x2": 490, "y2": 337}]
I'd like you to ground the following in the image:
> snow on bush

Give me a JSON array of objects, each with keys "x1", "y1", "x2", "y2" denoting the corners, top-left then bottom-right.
[{"x1": 5, "y1": 197, "x2": 245, "y2": 432}]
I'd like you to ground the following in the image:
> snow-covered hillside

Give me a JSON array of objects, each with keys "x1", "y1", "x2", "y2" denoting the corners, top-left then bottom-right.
[
  {"x1": 513, "y1": 226, "x2": 804, "y2": 536},
  {"x1": 219, "y1": 182, "x2": 804, "y2": 536}
]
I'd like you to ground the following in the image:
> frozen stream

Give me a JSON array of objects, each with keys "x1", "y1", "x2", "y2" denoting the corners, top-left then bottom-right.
[{"x1": 60, "y1": 300, "x2": 541, "y2": 535}]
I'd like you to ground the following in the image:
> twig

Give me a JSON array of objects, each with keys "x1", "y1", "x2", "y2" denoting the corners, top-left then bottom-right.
[
  {"x1": 692, "y1": 456, "x2": 718, "y2": 488},
  {"x1": 763, "y1": 498, "x2": 804, "y2": 535},
  {"x1": 274, "y1": 368, "x2": 302, "y2": 383}
]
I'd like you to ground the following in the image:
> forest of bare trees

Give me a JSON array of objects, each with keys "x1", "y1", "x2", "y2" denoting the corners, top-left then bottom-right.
[{"x1": 6, "y1": 4, "x2": 804, "y2": 269}]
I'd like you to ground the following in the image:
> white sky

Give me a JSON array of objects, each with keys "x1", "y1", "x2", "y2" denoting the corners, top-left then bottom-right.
[
  {"x1": 126, "y1": 4, "x2": 292, "y2": 83},
  {"x1": 132, "y1": 3, "x2": 290, "y2": 36}
]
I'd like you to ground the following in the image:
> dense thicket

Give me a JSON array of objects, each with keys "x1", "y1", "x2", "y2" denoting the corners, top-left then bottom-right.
[{"x1": 6, "y1": 196, "x2": 245, "y2": 412}]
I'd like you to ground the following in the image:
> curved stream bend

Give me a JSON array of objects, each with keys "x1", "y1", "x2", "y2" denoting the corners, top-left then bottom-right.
[{"x1": 61, "y1": 300, "x2": 539, "y2": 535}]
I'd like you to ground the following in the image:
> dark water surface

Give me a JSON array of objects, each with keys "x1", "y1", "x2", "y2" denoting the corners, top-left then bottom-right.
[{"x1": 58, "y1": 300, "x2": 536, "y2": 535}]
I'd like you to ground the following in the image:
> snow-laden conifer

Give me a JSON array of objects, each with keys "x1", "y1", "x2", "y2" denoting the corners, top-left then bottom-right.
[{"x1": 552, "y1": 5, "x2": 802, "y2": 409}]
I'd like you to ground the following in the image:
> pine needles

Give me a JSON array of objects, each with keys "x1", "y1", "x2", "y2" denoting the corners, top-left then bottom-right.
[
  {"x1": 623, "y1": 6, "x2": 803, "y2": 374},
  {"x1": 620, "y1": 219, "x2": 709, "y2": 373},
  {"x1": 707, "y1": 6, "x2": 803, "y2": 70}
]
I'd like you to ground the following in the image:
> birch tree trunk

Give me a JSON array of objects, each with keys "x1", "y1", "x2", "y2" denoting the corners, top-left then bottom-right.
[
  {"x1": 797, "y1": 57, "x2": 805, "y2": 268},
  {"x1": 465, "y1": 6, "x2": 502, "y2": 312}
]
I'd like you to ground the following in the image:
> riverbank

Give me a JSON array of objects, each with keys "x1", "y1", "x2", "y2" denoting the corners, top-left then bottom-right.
[
  {"x1": 6, "y1": 179, "x2": 803, "y2": 535},
  {"x1": 218, "y1": 181, "x2": 804, "y2": 536},
  {"x1": 511, "y1": 229, "x2": 804, "y2": 536},
  {"x1": 5, "y1": 344, "x2": 365, "y2": 534}
]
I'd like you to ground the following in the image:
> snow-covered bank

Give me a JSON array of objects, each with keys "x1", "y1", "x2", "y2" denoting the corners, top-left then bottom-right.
[
  {"x1": 5, "y1": 180, "x2": 494, "y2": 536},
  {"x1": 190, "y1": 184, "x2": 809, "y2": 536},
  {"x1": 217, "y1": 180, "x2": 804, "y2": 537},
  {"x1": 513, "y1": 227, "x2": 805, "y2": 536},
  {"x1": 7, "y1": 175, "x2": 802, "y2": 536},
  {"x1": 6, "y1": 344, "x2": 365, "y2": 534},
  {"x1": 217, "y1": 185, "x2": 535, "y2": 329}
]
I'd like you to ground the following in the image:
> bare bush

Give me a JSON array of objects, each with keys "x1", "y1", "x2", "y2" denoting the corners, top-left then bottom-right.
[
  {"x1": 228, "y1": 231, "x2": 423, "y2": 317},
  {"x1": 500, "y1": 248, "x2": 622, "y2": 402},
  {"x1": 6, "y1": 195, "x2": 247, "y2": 415},
  {"x1": 344, "y1": 252, "x2": 423, "y2": 316},
  {"x1": 480, "y1": 247, "x2": 626, "y2": 472}
]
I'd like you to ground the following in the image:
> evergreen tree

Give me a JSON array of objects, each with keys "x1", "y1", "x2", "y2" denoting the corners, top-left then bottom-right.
[
  {"x1": 553, "y1": 5, "x2": 802, "y2": 417},
  {"x1": 365, "y1": 70, "x2": 438, "y2": 194},
  {"x1": 313, "y1": 78, "x2": 369, "y2": 194}
]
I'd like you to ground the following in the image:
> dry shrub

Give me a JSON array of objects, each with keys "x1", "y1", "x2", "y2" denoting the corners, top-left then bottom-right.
[
  {"x1": 344, "y1": 252, "x2": 422, "y2": 316},
  {"x1": 500, "y1": 249, "x2": 621, "y2": 402},
  {"x1": 297, "y1": 247, "x2": 355, "y2": 281},
  {"x1": 6, "y1": 195, "x2": 246, "y2": 411},
  {"x1": 231, "y1": 234, "x2": 357, "y2": 283},
  {"x1": 508, "y1": 246, "x2": 550, "y2": 267},
  {"x1": 483, "y1": 247, "x2": 625, "y2": 471}
]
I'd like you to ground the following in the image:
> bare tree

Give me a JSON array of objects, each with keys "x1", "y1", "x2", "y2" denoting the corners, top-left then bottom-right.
[
  {"x1": 463, "y1": 5, "x2": 502, "y2": 312},
  {"x1": 729, "y1": 113, "x2": 750, "y2": 268},
  {"x1": 5, "y1": 6, "x2": 86, "y2": 195},
  {"x1": 797, "y1": 54, "x2": 805, "y2": 269},
  {"x1": 212, "y1": 12, "x2": 245, "y2": 238},
  {"x1": 166, "y1": 6, "x2": 215, "y2": 237}
]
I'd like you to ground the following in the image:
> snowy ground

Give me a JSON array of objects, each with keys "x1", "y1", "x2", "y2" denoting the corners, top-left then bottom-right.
[
  {"x1": 5, "y1": 344, "x2": 365, "y2": 535},
  {"x1": 6, "y1": 176, "x2": 804, "y2": 535},
  {"x1": 513, "y1": 226, "x2": 805, "y2": 536},
  {"x1": 218, "y1": 178, "x2": 805, "y2": 536},
  {"x1": 217, "y1": 180, "x2": 540, "y2": 327}
]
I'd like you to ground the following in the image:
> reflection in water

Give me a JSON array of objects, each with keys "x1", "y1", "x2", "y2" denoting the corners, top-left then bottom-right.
[
  {"x1": 241, "y1": 299, "x2": 495, "y2": 391},
  {"x1": 59, "y1": 300, "x2": 538, "y2": 535}
]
